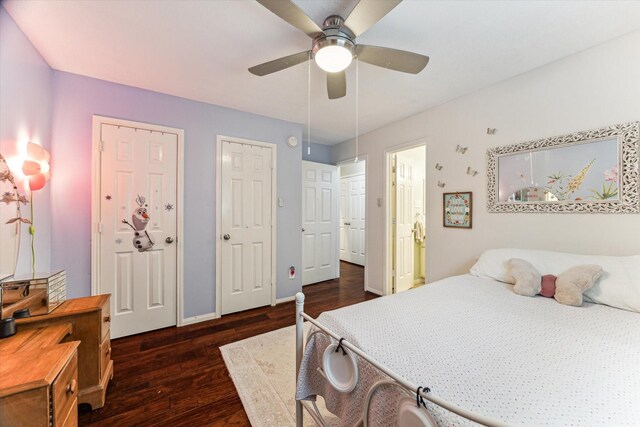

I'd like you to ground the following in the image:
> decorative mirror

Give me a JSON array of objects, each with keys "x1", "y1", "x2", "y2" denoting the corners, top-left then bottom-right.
[
  {"x1": 487, "y1": 121, "x2": 639, "y2": 213},
  {"x1": 0, "y1": 153, "x2": 25, "y2": 279}
]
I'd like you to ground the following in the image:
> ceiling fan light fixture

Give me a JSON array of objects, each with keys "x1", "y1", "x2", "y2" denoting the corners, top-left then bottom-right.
[
  {"x1": 315, "y1": 45, "x2": 353, "y2": 73},
  {"x1": 312, "y1": 35, "x2": 355, "y2": 73}
]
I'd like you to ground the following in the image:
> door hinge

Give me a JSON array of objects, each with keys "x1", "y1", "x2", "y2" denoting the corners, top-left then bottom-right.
[
  {"x1": 98, "y1": 222, "x2": 104, "y2": 233},
  {"x1": 99, "y1": 141, "x2": 104, "y2": 152}
]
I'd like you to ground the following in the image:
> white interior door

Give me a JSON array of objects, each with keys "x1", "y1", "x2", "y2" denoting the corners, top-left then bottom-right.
[
  {"x1": 394, "y1": 154, "x2": 414, "y2": 293},
  {"x1": 302, "y1": 161, "x2": 338, "y2": 285},
  {"x1": 220, "y1": 140, "x2": 273, "y2": 315},
  {"x1": 100, "y1": 123, "x2": 178, "y2": 338},
  {"x1": 347, "y1": 174, "x2": 366, "y2": 266},
  {"x1": 339, "y1": 173, "x2": 366, "y2": 266},
  {"x1": 339, "y1": 178, "x2": 348, "y2": 262}
]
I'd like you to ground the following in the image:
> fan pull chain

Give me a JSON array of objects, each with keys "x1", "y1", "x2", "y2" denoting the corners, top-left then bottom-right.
[
  {"x1": 307, "y1": 51, "x2": 311, "y2": 156},
  {"x1": 355, "y1": 56, "x2": 359, "y2": 163}
]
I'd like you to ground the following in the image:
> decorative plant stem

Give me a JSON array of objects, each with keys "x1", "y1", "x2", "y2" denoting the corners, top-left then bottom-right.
[{"x1": 30, "y1": 191, "x2": 36, "y2": 276}]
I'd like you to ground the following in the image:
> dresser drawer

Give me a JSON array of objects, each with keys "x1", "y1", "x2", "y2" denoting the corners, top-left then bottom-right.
[
  {"x1": 100, "y1": 299, "x2": 111, "y2": 339},
  {"x1": 52, "y1": 352, "x2": 78, "y2": 426},
  {"x1": 60, "y1": 398, "x2": 78, "y2": 427},
  {"x1": 100, "y1": 333, "x2": 111, "y2": 378}
]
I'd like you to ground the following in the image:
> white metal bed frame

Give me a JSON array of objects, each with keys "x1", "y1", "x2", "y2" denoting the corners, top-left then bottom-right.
[{"x1": 294, "y1": 292, "x2": 512, "y2": 427}]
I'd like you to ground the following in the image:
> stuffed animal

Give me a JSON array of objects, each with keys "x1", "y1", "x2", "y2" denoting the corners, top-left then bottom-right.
[
  {"x1": 122, "y1": 195, "x2": 154, "y2": 252},
  {"x1": 507, "y1": 258, "x2": 603, "y2": 306}
]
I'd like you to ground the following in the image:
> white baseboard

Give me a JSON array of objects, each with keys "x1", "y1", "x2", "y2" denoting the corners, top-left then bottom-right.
[
  {"x1": 180, "y1": 312, "x2": 216, "y2": 326},
  {"x1": 365, "y1": 287, "x2": 384, "y2": 296},
  {"x1": 276, "y1": 295, "x2": 296, "y2": 304}
]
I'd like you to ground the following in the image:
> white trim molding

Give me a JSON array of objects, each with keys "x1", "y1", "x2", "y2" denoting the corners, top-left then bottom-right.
[
  {"x1": 215, "y1": 135, "x2": 278, "y2": 319},
  {"x1": 91, "y1": 115, "x2": 186, "y2": 328},
  {"x1": 383, "y1": 138, "x2": 429, "y2": 296},
  {"x1": 181, "y1": 312, "x2": 217, "y2": 326},
  {"x1": 276, "y1": 295, "x2": 296, "y2": 304}
]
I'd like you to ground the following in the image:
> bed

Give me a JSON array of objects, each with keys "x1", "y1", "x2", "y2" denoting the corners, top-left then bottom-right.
[{"x1": 294, "y1": 249, "x2": 640, "y2": 426}]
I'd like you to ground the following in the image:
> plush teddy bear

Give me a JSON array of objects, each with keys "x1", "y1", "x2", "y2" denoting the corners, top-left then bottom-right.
[{"x1": 507, "y1": 258, "x2": 603, "y2": 306}]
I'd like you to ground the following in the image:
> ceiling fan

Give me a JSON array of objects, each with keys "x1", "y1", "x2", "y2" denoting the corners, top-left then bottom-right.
[{"x1": 249, "y1": 0, "x2": 429, "y2": 99}]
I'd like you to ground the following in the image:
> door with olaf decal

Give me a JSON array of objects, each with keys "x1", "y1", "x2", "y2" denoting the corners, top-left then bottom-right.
[{"x1": 99, "y1": 122, "x2": 178, "y2": 338}]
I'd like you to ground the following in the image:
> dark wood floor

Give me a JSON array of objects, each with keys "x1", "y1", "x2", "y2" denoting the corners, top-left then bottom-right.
[{"x1": 79, "y1": 261, "x2": 376, "y2": 426}]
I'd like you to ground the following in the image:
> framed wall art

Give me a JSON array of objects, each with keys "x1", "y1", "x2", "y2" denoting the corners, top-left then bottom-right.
[
  {"x1": 443, "y1": 192, "x2": 472, "y2": 228},
  {"x1": 487, "y1": 121, "x2": 639, "y2": 213}
]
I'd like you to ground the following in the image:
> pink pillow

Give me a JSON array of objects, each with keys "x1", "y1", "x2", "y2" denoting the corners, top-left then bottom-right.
[{"x1": 540, "y1": 275, "x2": 557, "y2": 298}]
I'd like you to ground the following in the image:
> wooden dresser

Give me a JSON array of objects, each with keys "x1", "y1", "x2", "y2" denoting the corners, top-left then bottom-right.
[
  {"x1": 15, "y1": 294, "x2": 113, "y2": 409},
  {"x1": 0, "y1": 341, "x2": 80, "y2": 427}
]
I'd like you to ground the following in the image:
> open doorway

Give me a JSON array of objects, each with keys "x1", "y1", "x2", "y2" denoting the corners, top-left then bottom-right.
[
  {"x1": 386, "y1": 144, "x2": 427, "y2": 294},
  {"x1": 337, "y1": 158, "x2": 366, "y2": 288}
]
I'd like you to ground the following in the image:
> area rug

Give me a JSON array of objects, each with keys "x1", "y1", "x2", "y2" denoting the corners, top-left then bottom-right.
[{"x1": 221, "y1": 324, "x2": 337, "y2": 426}]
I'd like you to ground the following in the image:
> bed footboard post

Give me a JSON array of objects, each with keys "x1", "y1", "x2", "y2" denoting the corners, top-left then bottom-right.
[{"x1": 295, "y1": 292, "x2": 305, "y2": 427}]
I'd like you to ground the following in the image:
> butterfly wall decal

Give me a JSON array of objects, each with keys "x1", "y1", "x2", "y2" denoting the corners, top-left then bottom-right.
[{"x1": 455, "y1": 145, "x2": 468, "y2": 154}]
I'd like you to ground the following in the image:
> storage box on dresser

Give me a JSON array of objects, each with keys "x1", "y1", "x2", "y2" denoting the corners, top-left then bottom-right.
[
  {"x1": 0, "y1": 341, "x2": 79, "y2": 427},
  {"x1": 0, "y1": 271, "x2": 67, "y2": 319},
  {"x1": 15, "y1": 294, "x2": 113, "y2": 409}
]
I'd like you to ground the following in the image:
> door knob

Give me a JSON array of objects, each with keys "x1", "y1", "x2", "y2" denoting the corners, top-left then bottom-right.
[
  {"x1": 165, "y1": 237, "x2": 174, "y2": 244},
  {"x1": 344, "y1": 222, "x2": 351, "y2": 226},
  {"x1": 223, "y1": 234, "x2": 231, "y2": 240},
  {"x1": 302, "y1": 228, "x2": 305, "y2": 232}
]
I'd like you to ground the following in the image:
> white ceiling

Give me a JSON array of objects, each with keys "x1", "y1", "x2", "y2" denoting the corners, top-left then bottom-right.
[{"x1": 4, "y1": 0, "x2": 640, "y2": 145}]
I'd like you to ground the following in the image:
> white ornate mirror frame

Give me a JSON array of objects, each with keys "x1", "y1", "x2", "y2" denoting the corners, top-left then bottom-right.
[
  {"x1": 0, "y1": 153, "x2": 24, "y2": 278},
  {"x1": 487, "y1": 121, "x2": 639, "y2": 213}
]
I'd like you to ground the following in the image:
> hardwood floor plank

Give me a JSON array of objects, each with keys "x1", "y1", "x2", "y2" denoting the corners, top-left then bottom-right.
[{"x1": 79, "y1": 262, "x2": 374, "y2": 426}]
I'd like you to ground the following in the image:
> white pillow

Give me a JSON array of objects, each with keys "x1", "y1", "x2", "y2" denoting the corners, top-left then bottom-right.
[{"x1": 470, "y1": 248, "x2": 640, "y2": 313}]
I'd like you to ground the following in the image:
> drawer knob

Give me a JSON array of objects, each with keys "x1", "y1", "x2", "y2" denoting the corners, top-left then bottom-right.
[
  {"x1": 104, "y1": 315, "x2": 111, "y2": 322},
  {"x1": 66, "y1": 379, "x2": 77, "y2": 395}
]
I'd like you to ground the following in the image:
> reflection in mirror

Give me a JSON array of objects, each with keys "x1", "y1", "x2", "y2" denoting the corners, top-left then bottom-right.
[
  {"x1": 497, "y1": 136, "x2": 621, "y2": 203},
  {"x1": 507, "y1": 187, "x2": 559, "y2": 203},
  {"x1": 0, "y1": 153, "x2": 24, "y2": 280}
]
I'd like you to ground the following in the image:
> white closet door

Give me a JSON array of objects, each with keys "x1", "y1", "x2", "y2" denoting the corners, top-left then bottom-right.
[
  {"x1": 220, "y1": 141, "x2": 273, "y2": 315},
  {"x1": 339, "y1": 178, "x2": 349, "y2": 262},
  {"x1": 394, "y1": 155, "x2": 414, "y2": 293},
  {"x1": 339, "y1": 173, "x2": 365, "y2": 266},
  {"x1": 302, "y1": 161, "x2": 339, "y2": 285}
]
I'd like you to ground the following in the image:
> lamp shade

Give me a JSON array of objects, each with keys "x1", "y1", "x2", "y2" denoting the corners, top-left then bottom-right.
[{"x1": 21, "y1": 142, "x2": 51, "y2": 192}]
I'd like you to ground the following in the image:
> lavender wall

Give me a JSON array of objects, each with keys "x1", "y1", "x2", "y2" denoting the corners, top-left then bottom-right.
[
  {"x1": 0, "y1": 7, "x2": 53, "y2": 276},
  {"x1": 50, "y1": 72, "x2": 303, "y2": 318},
  {"x1": 302, "y1": 142, "x2": 333, "y2": 165}
]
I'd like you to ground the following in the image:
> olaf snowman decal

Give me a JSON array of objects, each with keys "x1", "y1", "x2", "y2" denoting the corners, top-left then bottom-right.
[{"x1": 122, "y1": 195, "x2": 154, "y2": 252}]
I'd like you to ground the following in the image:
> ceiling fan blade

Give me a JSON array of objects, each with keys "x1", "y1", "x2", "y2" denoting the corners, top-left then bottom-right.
[
  {"x1": 327, "y1": 71, "x2": 347, "y2": 99},
  {"x1": 356, "y1": 45, "x2": 429, "y2": 74},
  {"x1": 343, "y1": 0, "x2": 402, "y2": 37},
  {"x1": 249, "y1": 51, "x2": 311, "y2": 76},
  {"x1": 256, "y1": 0, "x2": 323, "y2": 38}
]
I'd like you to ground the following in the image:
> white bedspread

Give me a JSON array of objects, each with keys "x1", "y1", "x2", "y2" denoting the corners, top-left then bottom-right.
[{"x1": 296, "y1": 275, "x2": 640, "y2": 426}]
